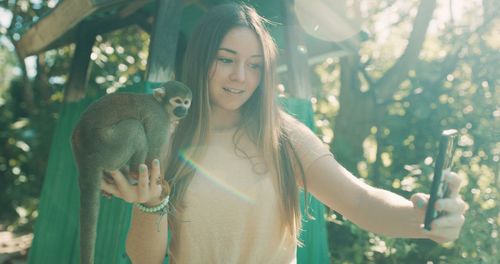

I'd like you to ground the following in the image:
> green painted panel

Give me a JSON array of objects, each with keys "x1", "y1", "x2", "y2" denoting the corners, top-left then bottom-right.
[{"x1": 27, "y1": 83, "x2": 148, "y2": 264}]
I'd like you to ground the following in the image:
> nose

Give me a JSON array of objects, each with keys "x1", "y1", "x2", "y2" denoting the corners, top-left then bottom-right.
[
  {"x1": 230, "y1": 63, "x2": 246, "y2": 82},
  {"x1": 174, "y1": 106, "x2": 188, "y2": 118}
]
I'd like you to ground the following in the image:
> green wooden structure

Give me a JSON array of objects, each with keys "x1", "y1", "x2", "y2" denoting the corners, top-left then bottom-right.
[{"x1": 14, "y1": 0, "x2": 346, "y2": 263}]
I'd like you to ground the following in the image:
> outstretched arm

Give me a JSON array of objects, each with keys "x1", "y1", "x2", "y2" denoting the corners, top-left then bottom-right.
[{"x1": 305, "y1": 155, "x2": 467, "y2": 243}]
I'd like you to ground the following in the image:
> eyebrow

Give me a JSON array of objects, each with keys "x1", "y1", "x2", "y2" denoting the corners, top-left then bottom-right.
[{"x1": 218, "y1": 48, "x2": 263, "y2": 58}]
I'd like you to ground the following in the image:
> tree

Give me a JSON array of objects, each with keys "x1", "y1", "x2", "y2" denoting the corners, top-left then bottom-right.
[{"x1": 309, "y1": 0, "x2": 499, "y2": 262}]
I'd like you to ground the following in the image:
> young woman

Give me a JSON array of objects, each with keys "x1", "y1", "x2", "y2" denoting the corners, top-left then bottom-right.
[{"x1": 101, "y1": 3, "x2": 467, "y2": 263}]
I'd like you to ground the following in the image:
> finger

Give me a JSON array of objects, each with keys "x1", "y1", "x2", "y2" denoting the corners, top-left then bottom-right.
[
  {"x1": 149, "y1": 159, "x2": 163, "y2": 197},
  {"x1": 137, "y1": 164, "x2": 150, "y2": 203},
  {"x1": 119, "y1": 165, "x2": 130, "y2": 176},
  {"x1": 444, "y1": 171, "x2": 462, "y2": 198},
  {"x1": 431, "y1": 213, "x2": 465, "y2": 229},
  {"x1": 149, "y1": 159, "x2": 160, "y2": 187},
  {"x1": 101, "y1": 179, "x2": 119, "y2": 196},
  {"x1": 435, "y1": 197, "x2": 468, "y2": 214},
  {"x1": 410, "y1": 193, "x2": 430, "y2": 223},
  {"x1": 426, "y1": 226, "x2": 461, "y2": 243},
  {"x1": 109, "y1": 170, "x2": 136, "y2": 202},
  {"x1": 109, "y1": 170, "x2": 132, "y2": 192},
  {"x1": 411, "y1": 193, "x2": 430, "y2": 210},
  {"x1": 102, "y1": 171, "x2": 115, "y2": 184}
]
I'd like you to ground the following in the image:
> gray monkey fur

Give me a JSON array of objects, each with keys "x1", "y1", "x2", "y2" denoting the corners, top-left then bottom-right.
[{"x1": 71, "y1": 80, "x2": 192, "y2": 264}]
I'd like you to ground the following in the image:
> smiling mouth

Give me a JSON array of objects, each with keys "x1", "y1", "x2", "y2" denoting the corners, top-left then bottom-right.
[{"x1": 223, "y1": 87, "x2": 244, "y2": 94}]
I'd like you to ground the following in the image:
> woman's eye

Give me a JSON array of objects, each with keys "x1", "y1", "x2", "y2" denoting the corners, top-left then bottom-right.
[
  {"x1": 174, "y1": 99, "x2": 182, "y2": 104},
  {"x1": 249, "y1": 63, "x2": 263, "y2": 70},
  {"x1": 217, "y1": 57, "x2": 233, "y2": 64}
]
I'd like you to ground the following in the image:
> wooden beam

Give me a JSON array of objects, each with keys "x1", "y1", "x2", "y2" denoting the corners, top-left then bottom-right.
[
  {"x1": 280, "y1": 0, "x2": 312, "y2": 99},
  {"x1": 14, "y1": 0, "x2": 133, "y2": 58},
  {"x1": 15, "y1": 0, "x2": 96, "y2": 58},
  {"x1": 39, "y1": 9, "x2": 149, "y2": 55},
  {"x1": 64, "y1": 25, "x2": 96, "y2": 102},
  {"x1": 137, "y1": 16, "x2": 154, "y2": 34},
  {"x1": 91, "y1": 0, "x2": 130, "y2": 4},
  {"x1": 90, "y1": 10, "x2": 150, "y2": 36},
  {"x1": 119, "y1": 0, "x2": 151, "y2": 17},
  {"x1": 145, "y1": 0, "x2": 183, "y2": 83}
]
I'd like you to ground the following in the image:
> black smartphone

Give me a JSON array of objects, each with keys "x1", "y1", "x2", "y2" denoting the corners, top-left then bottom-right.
[{"x1": 424, "y1": 129, "x2": 458, "y2": 230}]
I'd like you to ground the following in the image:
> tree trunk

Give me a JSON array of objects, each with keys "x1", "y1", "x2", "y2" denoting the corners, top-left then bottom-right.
[
  {"x1": 331, "y1": 0, "x2": 437, "y2": 176},
  {"x1": 331, "y1": 54, "x2": 374, "y2": 173}
]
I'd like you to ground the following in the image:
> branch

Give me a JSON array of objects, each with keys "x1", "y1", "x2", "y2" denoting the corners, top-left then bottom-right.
[
  {"x1": 373, "y1": 0, "x2": 437, "y2": 102},
  {"x1": 376, "y1": 6, "x2": 498, "y2": 106},
  {"x1": 359, "y1": 61, "x2": 375, "y2": 86},
  {"x1": 376, "y1": 4, "x2": 500, "y2": 106},
  {"x1": 432, "y1": 9, "x2": 498, "y2": 85}
]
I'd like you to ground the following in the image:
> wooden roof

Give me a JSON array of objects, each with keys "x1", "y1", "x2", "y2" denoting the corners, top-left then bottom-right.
[
  {"x1": 14, "y1": 0, "x2": 344, "y2": 61},
  {"x1": 14, "y1": 0, "x2": 148, "y2": 58}
]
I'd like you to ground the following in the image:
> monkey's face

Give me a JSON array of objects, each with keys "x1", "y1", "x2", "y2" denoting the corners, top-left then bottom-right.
[
  {"x1": 154, "y1": 81, "x2": 193, "y2": 121},
  {"x1": 168, "y1": 95, "x2": 192, "y2": 120}
]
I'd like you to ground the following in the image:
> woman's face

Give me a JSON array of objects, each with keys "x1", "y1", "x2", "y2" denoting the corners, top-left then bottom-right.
[{"x1": 208, "y1": 27, "x2": 264, "y2": 114}]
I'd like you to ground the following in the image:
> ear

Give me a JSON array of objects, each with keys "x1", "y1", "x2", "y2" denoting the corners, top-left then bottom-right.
[{"x1": 153, "y1": 88, "x2": 166, "y2": 102}]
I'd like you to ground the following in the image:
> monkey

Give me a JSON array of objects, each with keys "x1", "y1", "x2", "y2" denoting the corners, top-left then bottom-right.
[{"x1": 70, "y1": 80, "x2": 192, "y2": 264}]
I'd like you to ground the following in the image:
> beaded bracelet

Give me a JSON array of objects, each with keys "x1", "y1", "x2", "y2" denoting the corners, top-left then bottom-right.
[{"x1": 135, "y1": 195, "x2": 170, "y2": 215}]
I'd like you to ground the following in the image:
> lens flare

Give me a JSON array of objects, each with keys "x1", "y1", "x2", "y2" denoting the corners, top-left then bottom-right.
[
  {"x1": 179, "y1": 151, "x2": 257, "y2": 204},
  {"x1": 294, "y1": 0, "x2": 361, "y2": 42}
]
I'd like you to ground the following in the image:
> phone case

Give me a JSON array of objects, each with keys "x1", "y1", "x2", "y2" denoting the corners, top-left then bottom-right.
[{"x1": 423, "y1": 129, "x2": 458, "y2": 230}]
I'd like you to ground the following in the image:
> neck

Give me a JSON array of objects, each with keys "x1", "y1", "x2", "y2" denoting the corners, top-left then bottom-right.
[{"x1": 210, "y1": 107, "x2": 241, "y2": 131}]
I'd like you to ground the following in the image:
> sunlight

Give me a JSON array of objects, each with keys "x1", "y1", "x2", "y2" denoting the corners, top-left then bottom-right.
[
  {"x1": 429, "y1": 0, "x2": 484, "y2": 34},
  {"x1": 0, "y1": 7, "x2": 12, "y2": 28},
  {"x1": 294, "y1": 0, "x2": 484, "y2": 43},
  {"x1": 294, "y1": 0, "x2": 361, "y2": 42}
]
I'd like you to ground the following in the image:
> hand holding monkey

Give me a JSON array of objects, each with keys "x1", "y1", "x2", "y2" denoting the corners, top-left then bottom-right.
[{"x1": 102, "y1": 160, "x2": 166, "y2": 207}]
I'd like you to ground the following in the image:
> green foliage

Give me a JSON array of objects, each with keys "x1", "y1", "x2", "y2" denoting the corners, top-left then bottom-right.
[{"x1": 312, "y1": 1, "x2": 499, "y2": 263}]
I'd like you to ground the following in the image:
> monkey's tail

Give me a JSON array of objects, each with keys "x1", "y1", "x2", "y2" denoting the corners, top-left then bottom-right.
[{"x1": 78, "y1": 166, "x2": 102, "y2": 264}]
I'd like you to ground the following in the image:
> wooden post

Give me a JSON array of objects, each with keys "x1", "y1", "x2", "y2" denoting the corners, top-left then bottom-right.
[
  {"x1": 280, "y1": 0, "x2": 312, "y2": 99},
  {"x1": 64, "y1": 24, "x2": 95, "y2": 102},
  {"x1": 145, "y1": 0, "x2": 183, "y2": 83}
]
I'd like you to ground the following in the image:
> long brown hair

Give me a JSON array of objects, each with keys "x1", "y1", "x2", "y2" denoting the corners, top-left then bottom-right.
[{"x1": 165, "y1": 2, "x2": 309, "y2": 252}]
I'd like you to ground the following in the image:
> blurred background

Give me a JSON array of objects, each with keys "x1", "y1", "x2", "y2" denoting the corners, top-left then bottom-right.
[{"x1": 0, "y1": 0, "x2": 498, "y2": 263}]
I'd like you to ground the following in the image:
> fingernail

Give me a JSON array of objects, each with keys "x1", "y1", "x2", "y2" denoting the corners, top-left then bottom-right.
[
  {"x1": 154, "y1": 159, "x2": 160, "y2": 166},
  {"x1": 140, "y1": 165, "x2": 146, "y2": 173},
  {"x1": 417, "y1": 200, "x2": 424, "y2": 209}
]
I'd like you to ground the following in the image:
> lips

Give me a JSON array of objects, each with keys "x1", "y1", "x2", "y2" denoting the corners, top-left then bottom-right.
[{"x1": 223, "y1": 87, "x2": 244, "y2": 94}]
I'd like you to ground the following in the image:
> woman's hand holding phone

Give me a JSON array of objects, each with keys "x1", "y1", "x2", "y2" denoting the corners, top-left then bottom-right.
[
  {"x1": 410, "y1": 130, "x2": 468, "y2": 243},
  {"x1": 424, "y1": 129, "x2": 459, "y2": 229}
]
